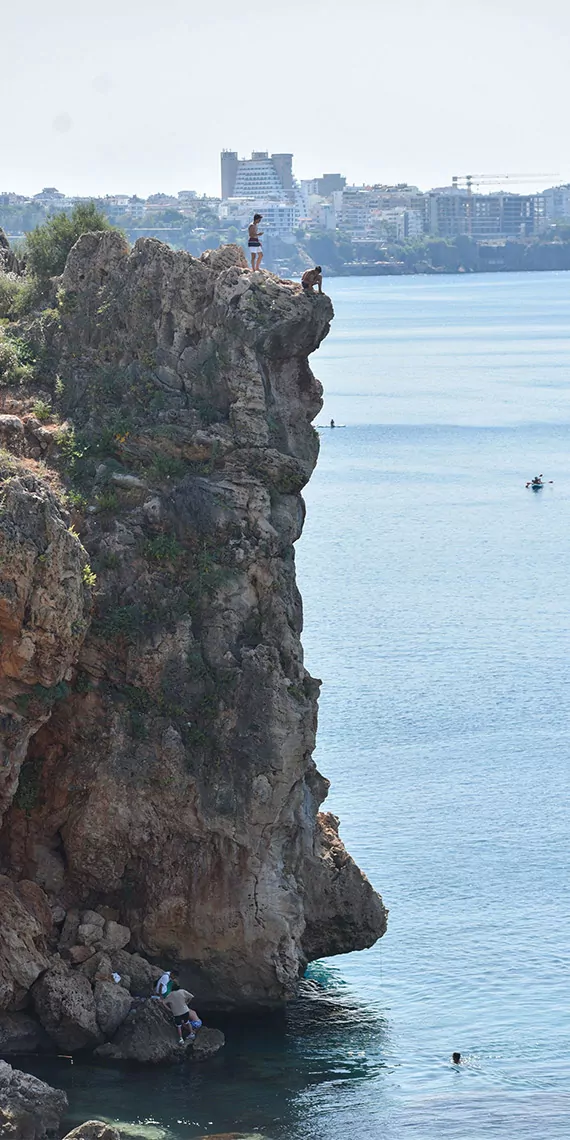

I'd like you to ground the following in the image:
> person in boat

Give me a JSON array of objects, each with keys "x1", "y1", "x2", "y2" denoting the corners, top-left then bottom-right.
[
  {"x1": 163, "y1": 983, "x2": 202, "y2": 1044},
  {"x1": 526, "y1": 475, "x2": 544, "y2": 487},
  {"x1": 248, "y1": 214, "x2": 263, "y2": 271},
  {"x1": 301, "y1": 266, "x2": 323, "y2": 294}
]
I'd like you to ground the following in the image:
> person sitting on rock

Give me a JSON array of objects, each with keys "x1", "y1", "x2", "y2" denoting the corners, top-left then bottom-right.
[
  {"x1": 301, "y1": 266, "x2": 323, "y2": 295},
  {"x1": 163, "y1": 983, "x2": 202, "y2": 1045}
]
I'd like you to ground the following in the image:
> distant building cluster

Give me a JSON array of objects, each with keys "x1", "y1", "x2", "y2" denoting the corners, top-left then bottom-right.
[
  {"x1": 0, "y1": 187, "x2": 221, "y2": 224},
  {"x1": 219, "y1": 153, "x2": 570, "y2": 243},
  {"x1": 2, "y1": 157, "x2": 570, "y2": 250}
]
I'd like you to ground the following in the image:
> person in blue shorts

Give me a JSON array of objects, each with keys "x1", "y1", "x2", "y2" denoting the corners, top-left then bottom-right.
[{"x1": 163, "y1": 983, "x2": 203, "y2": 1044}]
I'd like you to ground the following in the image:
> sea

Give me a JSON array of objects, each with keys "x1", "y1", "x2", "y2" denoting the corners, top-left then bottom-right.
[{"x1": 26, "y1": 271, "x2": 570, "y2": 1138}]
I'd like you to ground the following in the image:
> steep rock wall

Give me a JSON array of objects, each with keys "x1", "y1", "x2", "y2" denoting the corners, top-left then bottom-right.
[{"x1": 0, "y1": 236, "x2": 387, "y2": 1009}]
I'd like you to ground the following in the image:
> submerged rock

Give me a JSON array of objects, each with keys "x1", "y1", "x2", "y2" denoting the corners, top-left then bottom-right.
[
  {"x1": 62, "y1": 1125, "x2": 120, "y2": 1140},
  {"x1": 0, "y1": 1061, "x2": 67, "y2": 1139}
]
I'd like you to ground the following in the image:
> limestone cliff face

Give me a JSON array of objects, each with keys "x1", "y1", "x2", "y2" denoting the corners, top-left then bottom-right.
[{"x1": 0, "y1": 236, "x2": 387, "y2": 1010}]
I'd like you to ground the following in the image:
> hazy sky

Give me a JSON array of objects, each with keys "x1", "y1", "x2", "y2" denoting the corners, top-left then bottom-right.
[{"x1": 3, "y1": 0, "x2": 569, "y2": 198}]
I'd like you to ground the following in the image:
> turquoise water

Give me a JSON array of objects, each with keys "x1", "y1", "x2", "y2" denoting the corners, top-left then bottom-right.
[{"x1": 26, "y1": 272, "x2": 570, "y2": 1137}]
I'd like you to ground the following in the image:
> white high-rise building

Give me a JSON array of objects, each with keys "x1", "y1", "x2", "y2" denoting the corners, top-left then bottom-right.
[
  {"x1": 220, "y1": 150, "x2": 301, "y2": 237},
  {"x1": 221, "y1": 151, "x2": 294, "y2": 201}
]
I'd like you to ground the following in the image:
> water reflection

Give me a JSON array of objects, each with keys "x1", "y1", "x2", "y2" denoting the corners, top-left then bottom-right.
[{"x1": 23, "y1": 967, "x2": 391, "y2": 1140}]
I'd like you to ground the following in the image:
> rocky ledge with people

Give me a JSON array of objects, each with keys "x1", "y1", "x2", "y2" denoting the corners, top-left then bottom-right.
[
  {"x1": 0, "y1": 895, "x2": 223, "y2": 1064},
  {"x1": 0, "y1": 230, "x2": 386, "y2": 1067}
]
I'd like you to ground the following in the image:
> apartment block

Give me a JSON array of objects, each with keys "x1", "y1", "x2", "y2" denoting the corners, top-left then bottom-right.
[
  {"x1": 541, "y1": 184, "x2": 570, "y2": 220},
  {"x1": 426, "y1": 190, "x2": 544, "y2": 239}
]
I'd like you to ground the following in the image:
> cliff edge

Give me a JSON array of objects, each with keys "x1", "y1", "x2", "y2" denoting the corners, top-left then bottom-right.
[{"x1": 0, "y1": 235, "x2": 387, "y2": 1011}]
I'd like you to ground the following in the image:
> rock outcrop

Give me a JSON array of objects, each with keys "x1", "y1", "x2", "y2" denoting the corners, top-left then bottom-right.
[
  {"x1": 94, "y1": 998, "x2": 223, "y2": 1064},
  {"x1": 62, "y1": 1126, "x2": 120, "y2": 1140},
  {"x1": 0, "y1": 234, "x2": 387, "y2": 1014},
  {"x1": 0, "y1": 1061, "x2": 67, "y2": 1139},
  {"x1": 0, "y1": 878, "x2": 53, "y2": 1011},
  {"x1": 31, "y1": 961, "x2": 102, "y2": 1051}
]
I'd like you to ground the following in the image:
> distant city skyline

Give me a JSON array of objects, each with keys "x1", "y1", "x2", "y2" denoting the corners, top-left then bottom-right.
[
  {"x1": 2, "y1": 167, "x2": 569, "y2": 203},
  {"x1": 3, "y1": 0, "x2": 570, "y2": 200}
]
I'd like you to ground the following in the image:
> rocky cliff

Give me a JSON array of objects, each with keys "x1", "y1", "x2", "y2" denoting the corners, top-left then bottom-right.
[{"x1": 0, "y1": 232, "x2": 386, "y2": 1017}]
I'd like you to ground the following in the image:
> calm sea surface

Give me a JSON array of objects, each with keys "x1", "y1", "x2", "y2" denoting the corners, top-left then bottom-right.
[{"x1": 28, "y1": 272, "x2": 570, "y2": 1138}]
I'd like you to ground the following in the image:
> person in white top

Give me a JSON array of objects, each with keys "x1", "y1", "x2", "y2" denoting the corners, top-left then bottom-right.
[{"x1": 154, "y1": 971, "x2": 171, "y2": 998}]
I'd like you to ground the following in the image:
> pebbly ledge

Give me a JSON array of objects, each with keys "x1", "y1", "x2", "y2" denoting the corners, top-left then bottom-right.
[{"x1": 0, "y1": 236, "x2": 387, "y2": 1016}]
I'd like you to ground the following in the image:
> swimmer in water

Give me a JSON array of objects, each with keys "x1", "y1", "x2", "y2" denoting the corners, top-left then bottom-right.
[{"x1": 452, "y1": 1052, "x2": 461, "y2": 1064}]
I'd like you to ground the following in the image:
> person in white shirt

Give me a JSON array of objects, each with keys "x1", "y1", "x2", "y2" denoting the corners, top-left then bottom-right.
[{"x1": 154, "y1": 971, "x2": 171, "y2": 998}]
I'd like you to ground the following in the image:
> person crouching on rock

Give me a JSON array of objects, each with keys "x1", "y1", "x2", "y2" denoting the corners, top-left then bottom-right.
[
  {"x1": 301, "y1": 266, "x2": 323, "y2": 294},
  {"x1": 248, "y1": 213, "x2": 263, "y2": 270},
  {"x1": 163, "y1": 982, "x2": 203, "y2": 1045}
]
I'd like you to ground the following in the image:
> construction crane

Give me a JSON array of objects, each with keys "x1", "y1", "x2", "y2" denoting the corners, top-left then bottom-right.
[
  {"x1": 449, "y1": 174, "x2": 559, "y2": 239},
  {"x1": 452, "y1": 173, "x2": 559, "y2": 193}
]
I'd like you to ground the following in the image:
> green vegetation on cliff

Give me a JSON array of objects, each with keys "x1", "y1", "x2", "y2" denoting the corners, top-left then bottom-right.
[{"x1": 25, "y1": 203, "x2": 115, "y2": 280}]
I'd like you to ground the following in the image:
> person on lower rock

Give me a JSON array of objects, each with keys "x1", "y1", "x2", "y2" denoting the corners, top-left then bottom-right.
[{"x1": 163, "y1": 983, "x2": 202, "y2": 1044}]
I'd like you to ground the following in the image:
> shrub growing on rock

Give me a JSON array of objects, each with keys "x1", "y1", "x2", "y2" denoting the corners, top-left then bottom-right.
[{"x1": 25, "y1": 203, "x2": 115, "y2": 280}]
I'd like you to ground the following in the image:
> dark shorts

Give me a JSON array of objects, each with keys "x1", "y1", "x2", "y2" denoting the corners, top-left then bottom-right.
[
  {"x1": 302, "y1": 282, "x2": 311, "y2": 289},
  {"x1": 174, "y1": 1012, "x2": 190, "y2": 1026},
  {"x1": 248, "y1": 242, "x2": 261, "y2": 250}
]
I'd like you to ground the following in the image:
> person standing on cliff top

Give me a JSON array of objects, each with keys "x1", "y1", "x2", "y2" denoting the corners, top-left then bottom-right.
[
  {"x1": 301, "y1": 266, "x2": 323, "y2": 294},
  {"x1": 248, "y1": 213, "x2": 263, "y2": 270}
]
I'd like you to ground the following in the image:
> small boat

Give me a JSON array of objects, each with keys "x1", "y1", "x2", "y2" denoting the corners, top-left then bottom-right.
[{"x1": 525, "y1": 475, "x2": 552, "y2": 490}]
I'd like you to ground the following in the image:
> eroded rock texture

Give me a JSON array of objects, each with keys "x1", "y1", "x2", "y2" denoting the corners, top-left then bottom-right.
[
  {"x1": 0, "y1": 236, "x2": 387, "y2": 1011},
  {"x1": 0, "y1": 462, "x2": 93, "y2": 821},
  {"x1": 0, "y1": 1061, "x2": 67, "y2": 1139}
]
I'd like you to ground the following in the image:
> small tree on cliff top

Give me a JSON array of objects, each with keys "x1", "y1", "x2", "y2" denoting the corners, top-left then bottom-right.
[{"x1": 25, "y1": 202, "x2": 114, "y2": 279}]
